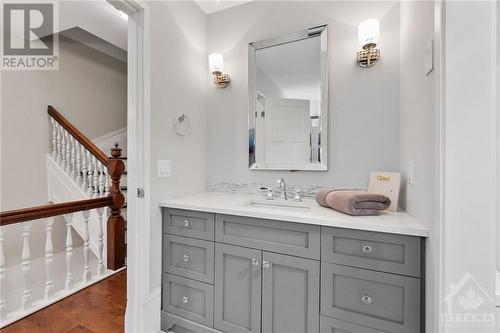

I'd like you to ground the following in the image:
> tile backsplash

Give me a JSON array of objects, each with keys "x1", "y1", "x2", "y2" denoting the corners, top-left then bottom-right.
[{"x1": 207, "y1": 182, "x2": 324, "y2": 199}]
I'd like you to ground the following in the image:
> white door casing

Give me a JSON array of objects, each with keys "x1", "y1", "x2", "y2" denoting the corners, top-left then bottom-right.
[{"x1": 107, "y1": 1, "x2": 153, "y2": 332}]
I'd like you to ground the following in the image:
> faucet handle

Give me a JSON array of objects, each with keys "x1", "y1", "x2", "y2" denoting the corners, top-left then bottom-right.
[
  {"x1": 293, "y1": 190, "x2": 302, "y2": 202},
  {"x1": 260, "y1": 187, "x2": 273, "y2": 200}
]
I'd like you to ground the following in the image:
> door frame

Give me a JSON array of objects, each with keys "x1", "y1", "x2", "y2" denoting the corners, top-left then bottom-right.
[{"x1": 106, "y1": 0, "x2": 153, "y2": 332}]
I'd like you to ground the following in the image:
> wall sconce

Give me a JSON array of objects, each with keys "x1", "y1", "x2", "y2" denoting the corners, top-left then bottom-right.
[
  {"x1": 209, "y1": 53, "x2": 230, "y2": 88},
  {"x1": 357, "y1": 18, "x2": 380, "y2": 68}
]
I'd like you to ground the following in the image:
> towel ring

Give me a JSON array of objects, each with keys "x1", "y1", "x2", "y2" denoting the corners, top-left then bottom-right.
[{"x1": 173, "y1": 113, "x2": 191, "y2": 136}]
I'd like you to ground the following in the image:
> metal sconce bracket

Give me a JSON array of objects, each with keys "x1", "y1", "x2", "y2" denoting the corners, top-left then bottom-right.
[
  {"x1": 357, "y1": 43, "x2": 380, "y2": 68},
  {"x1": 212, "y1": 71, "x2": 230, "y2": 88}
]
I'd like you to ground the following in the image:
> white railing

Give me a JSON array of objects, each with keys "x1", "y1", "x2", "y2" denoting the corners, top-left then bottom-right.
[
  {"x1": 50, "y1": 118, "x2": 110, "y2": 200},
  {"x1": 0, "y1": 108, "x2": 125, "y2": 328},
  {"x1": 0, "y1": 210, "x2": 119, "y2": 328}
]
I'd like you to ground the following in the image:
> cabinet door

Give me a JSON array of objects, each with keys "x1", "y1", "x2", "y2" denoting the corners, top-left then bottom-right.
[
  {"x1": 262, "y1": 252, "x2": 319, "y2": 333},
  {"x1": 214, "y1": 244, "x2": 262, "y2": 333}
]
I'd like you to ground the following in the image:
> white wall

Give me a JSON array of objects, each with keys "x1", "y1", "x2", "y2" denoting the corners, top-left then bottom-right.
[
  {"x1": 1, "y1": 36, "x2": 127, "y2": 265},
  {"x1": 148, "y1": 0, "x2": 207, "y2": 293},
  {"x1": 206, "y1": 1, "x2": 401, "y2": 188},
  {"x1": 443, "y1": 2, "x2": 498, "y2": 332},
  {"x1": 399, "y1": 2, "x2": 436, "y2": 332}
]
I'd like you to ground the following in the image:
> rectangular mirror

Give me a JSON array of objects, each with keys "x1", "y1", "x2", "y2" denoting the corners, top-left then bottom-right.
[{"x1": 248, "y1": 25, "x2": 328, "y2": 171}]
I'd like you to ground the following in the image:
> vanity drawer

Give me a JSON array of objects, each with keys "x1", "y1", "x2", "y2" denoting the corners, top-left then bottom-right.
[
  {"x1": 321, "y1": 227, "x2": 421, "y2": 277},
  {"x1": 162, "y1": 273, "x2": 214, "y2": 327},
  {"x1": 321, "y1": 263, "x2": 420, "y2": 333},
  {"x1": 320, "y1": 316, "x2": 388, "y2": 333},
  {"x1": 215, "y1": 214, "x2": 320, "y2": 259},
  {"x1": 163, "y1": 208, "x2": 215, "y2": 241},
  {"x1": 163, "y1": 235, "x2": 214, "y2": 284},
  {"x1": 162, "y1": 312, "x2": 223, "y2": 333}
]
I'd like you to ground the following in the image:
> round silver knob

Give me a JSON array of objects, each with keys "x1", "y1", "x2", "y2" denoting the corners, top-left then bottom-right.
[
  {"x1": 252, "y1": 258, "x2": 260, "y2": 266},
  {"x1": 262, "y1": 260, "x2": 270, "y2": 269},
  {"x1": 361, "y1": 293, "x2": 373, "y2": 305},
  {"x1": 183, "y1": 220, "x2": 191, "y2": 228},
  {"x1": 182, "y1": 296, "x2": 189, "y2": 304},
  {"x1": 362, "y1": 244, "x2": 373, "y2": 255},
  {"x1": 183, "y1": 254, "x2": 191, "y2": 263}
]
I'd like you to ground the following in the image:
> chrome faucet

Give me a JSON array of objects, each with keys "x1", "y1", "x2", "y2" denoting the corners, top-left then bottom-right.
[{"x1": 276, "y1": 178, "x2": 287, "y2": 200}]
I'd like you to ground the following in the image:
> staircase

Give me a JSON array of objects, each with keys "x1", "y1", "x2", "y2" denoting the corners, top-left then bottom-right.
[
  {"x1": 0, "y1": 106, "x2": 127, "y2": 328},
  {"x1": 47, "y1": 126, "x2": 128, "y2": 265}
]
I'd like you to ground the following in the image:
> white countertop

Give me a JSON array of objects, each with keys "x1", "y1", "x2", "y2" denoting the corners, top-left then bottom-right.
[{"x1": 159, "y1": 192, "x2": 429, "y2": 237}]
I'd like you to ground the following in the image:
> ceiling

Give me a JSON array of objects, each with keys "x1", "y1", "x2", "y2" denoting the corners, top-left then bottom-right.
[{"x1": 194, "y1": 0, "x2": 252, "y2": 14}]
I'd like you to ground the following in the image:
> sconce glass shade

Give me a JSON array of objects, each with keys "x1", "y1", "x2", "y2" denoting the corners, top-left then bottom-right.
[
  {"x1": 209, "y1": 53, "x2": 224, "y2": 73},
  {"x1": 358, "y1": 18, "x2": 380, "y2": 47}
]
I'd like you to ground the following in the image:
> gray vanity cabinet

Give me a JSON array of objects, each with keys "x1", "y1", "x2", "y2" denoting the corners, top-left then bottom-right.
[
  {"x1": 161, "y1": 208, "x2": 424, "y2": 333},
  {"x1": 214, "y1": 244, "x2": 262, "y2": 333},
  {"x1": 261, "y1": 252, "x2": 320, "y2": 333}
]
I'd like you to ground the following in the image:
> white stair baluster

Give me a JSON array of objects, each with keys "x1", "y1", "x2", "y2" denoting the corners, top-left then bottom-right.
[
  {"x1": 44, "y1": 217, "x2": 54, "y2": 300},
  {"x1": 104, "y1": 167, "x2": 110, "y2": 197},
  {"x1": 21, "y1": 223, "x2": 32, "y2": 311},
  {"x1": 81, "y1": 146, "x2": 88, "y2": 192},
  {"x1": 51, "y1": 118, "x2": 57, "y2": 159},
  {"x1": 86, "y1": 151, "x2": 94, "y2": 197},
  {"x1": 70, "y1": 136, "x2": 77, "y2": 180},
  {"x1": 60, "y1": 128, "x2": 67, "y2": 171},
  {"x1": 96, "y1": 207, "x2": 105, "y2": 275},
  {"x1": 56, "y1": 124, "x2": 62, "y2": 164},
  {"x1": 65, "y1": 131, "x2": 71, "y2": 175},
  {"x1": 75, "y1": 142, "x2": 82, "y2": 186},
  {"x1": 64, "y1": 214, "x2": 73, "y2": 290},
  {"x1": 93, "y1": 156, "x2": 99, "y2": 198},
  {"x1": 82, "y1": 210, "x2": 91, "y2": 282},
  {"x1": 0, "y1": 228, "x2": 6, "y2": 320},
  {"x1": 98, "y1": 161, "x2": 105, "y2": 197}
]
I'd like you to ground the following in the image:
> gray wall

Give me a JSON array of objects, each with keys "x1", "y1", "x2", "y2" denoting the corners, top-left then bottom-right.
[
  {"x1": 1, "y1": 36, "x2": 127, "y2": 265},
  {"x1": 148, "y1": 1, "x2": 208, "y2": 291},
  {"x1": 399, "y1": 2, "x2": 435, "y2": 332},
  {"x1": 399, "y1": 2, "x2": 435, "y2": 230},
  {"x1": 1, "y1": 35, "x2": 127, "y2": 210},
  {"x1": 206, "y1": 1, "x2": 401, "y2": 188}
]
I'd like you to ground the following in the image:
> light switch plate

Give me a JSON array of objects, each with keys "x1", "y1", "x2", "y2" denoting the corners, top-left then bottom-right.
[
  {"x1": 425, "y1": 40, "x2": 434, "y2": 76},
  {"x1": 157, "y1": 160, "x2": 171, "y2": 178},
  {"x1": 408, "y1": 161, "x2": 415, "y2": 185}
]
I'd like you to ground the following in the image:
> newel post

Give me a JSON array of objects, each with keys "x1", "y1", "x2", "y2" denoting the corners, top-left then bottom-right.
[{"x1": 107, "y1": 143, "x2": 126, "y2": 270}]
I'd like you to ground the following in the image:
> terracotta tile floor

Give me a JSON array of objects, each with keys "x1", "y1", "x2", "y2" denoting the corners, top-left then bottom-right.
[{"x1": 2, "y1": 270, "x2": 127, "y2": 333}]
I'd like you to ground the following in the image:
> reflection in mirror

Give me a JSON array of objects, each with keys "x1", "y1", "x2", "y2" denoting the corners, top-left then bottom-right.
[{"x1": 249, "y1": 25, "x2": 328, "y2": 171}]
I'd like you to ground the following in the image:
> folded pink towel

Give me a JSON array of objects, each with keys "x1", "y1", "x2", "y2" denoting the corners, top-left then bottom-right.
[{"x1": 315, "y1": 188, "x2": 391, "y2": 216}]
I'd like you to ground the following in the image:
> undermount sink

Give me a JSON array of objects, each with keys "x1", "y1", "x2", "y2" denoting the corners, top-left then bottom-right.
[{"x1": 244, "y1": 199, "x2": 312, "y2": 210}]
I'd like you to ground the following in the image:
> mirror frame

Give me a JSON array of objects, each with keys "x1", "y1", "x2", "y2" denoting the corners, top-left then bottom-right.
[{"x1": 248, "y1": 25, "x2": 329, "y2": 171}]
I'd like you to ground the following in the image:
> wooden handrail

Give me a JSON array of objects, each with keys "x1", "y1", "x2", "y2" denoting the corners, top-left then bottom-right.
[
  {"x1": 48, "y1": 105, "x2": 109, "y2": 165},
  {"x1": 0, "y1": 197, "x2": 113, "y2": 226}
]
